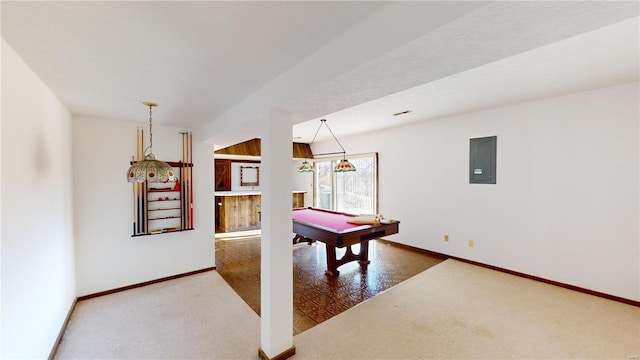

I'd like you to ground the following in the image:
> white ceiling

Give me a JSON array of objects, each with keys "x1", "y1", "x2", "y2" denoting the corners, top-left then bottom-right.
[
  {"x1": 293, "y1": 15, "x2": 640, "y2": 144},
  {"x1": 2, "y1": 1, "x2": 638, "y2": 148}
]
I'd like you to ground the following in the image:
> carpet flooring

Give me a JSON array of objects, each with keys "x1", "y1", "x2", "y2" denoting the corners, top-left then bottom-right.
[
  {"x1": 55, "y1": 252, "x2": 639, "y2": 359},
  {"x1": 294, "y1": 259, "x2": 640, "y2": 359},
  {"x1": 55, "y1": 271, "x2": 261, "y2": 359}
]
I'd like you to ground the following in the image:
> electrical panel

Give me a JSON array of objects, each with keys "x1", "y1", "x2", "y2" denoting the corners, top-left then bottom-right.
[{"x1": 469, "y1": 136, "x2": 497, "y2": 184}]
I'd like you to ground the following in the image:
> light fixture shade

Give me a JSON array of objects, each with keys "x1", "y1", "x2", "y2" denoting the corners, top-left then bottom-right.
[
  {"x1": 298, "y1": 119, "x2": 356, "y2": 174},
  {"x1": 297, "y1": 160, "x2": 314, "y2": 173},
  {"x1": 127, "y1": 101, "x2": 177, "y2": 183},
  {"x1": 127, "y1": 153, "x2": 177, "y2": 183},
  {"x1": 334, "y1": 159, "x2": 356, "y2": 172}
]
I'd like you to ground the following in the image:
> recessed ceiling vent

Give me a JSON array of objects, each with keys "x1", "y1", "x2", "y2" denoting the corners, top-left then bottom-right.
[{"x1": 393, "y1": 110, "x2": 412, "y2": 116}]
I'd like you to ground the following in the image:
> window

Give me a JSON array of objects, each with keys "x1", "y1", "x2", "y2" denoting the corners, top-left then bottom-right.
[{"x1": 313, "y1": 153, "x2": 377, "y2": 214}]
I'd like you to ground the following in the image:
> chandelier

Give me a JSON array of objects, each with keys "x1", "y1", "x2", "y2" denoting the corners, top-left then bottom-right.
[
  {"x1": 297, "y1": 119, "x2": 356, "y2": 173},
  {"x1": 126, "y1": 102, "x2": 177, "y2": 183}
]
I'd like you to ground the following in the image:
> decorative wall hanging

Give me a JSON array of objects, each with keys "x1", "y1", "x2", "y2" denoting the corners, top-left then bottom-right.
[{"x1": 129, "y1": 119, "x2": 194, "y2": 236}]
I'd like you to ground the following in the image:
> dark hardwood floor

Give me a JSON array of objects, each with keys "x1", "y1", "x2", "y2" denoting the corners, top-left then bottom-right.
[{"x1": 215, "y1": 236, "x2": 446, "y2": 335}]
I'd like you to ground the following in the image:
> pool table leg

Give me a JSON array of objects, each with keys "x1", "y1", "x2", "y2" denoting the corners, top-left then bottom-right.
[
  {"x1": 292, "y1": 234, "x2": 315, "y2": 245},
  {"x1": 324, "y1": 241, "x2": 371, "y2": 276},
  {"x1": 358, "y1": 240, "x2": 371, "y2": 266},
  {"x1": 325, "y1": 244, "x2": 339, "y2": 276}
]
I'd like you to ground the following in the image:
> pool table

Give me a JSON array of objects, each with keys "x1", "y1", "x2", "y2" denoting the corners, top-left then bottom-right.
[{"x1": 292, "y1": 207, "x2": 400, "y2": 275}]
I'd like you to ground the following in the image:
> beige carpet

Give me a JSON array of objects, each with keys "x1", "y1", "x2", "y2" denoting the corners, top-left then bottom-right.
[
  {"x1": 55, "y1": 260, "x2": 639, "y2": 359},
  {"x1": 55, "y1": 270, "x2": 260, "y2": 359},
  {"x1": 293, "y1": 259, "x2": 640, "y2": 359}
]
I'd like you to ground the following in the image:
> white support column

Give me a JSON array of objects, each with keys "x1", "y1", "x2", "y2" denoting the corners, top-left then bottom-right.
[{"x1": 259, "y1": 109, "x2": 295, "y2": 360}]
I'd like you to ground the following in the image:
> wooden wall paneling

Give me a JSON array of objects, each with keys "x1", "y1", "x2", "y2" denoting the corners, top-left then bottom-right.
[
  {"x1": 238, "y1": 195, "x2": 249, "y2": 228},
  {"x1": 292, "y1": 143, "x2": 313, "y2": 159},
  {"x1": 230, "y1": 196, "x2": 239, "y2": 230},
  {"x1": 215, "y1": 196, "x2": 222, "y2": 228},
  {"x1": 218, "y1": 194, "x2": 264, "y2": 231},
  {"x1": 292, "y1": 193, "x2": 304, "y2": 208},
  {"x1": 215, "y1": 138, "x2": 261, "y2": 156},
  {"x1": 215, "y1": 138, "x2": 313, "y2": 159},
  {"x1": 255, "y1": 196, "x2": 261, "y2": 225}
]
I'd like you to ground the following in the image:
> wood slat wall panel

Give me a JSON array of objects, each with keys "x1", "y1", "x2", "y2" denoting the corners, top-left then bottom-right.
[
  {"x1": 215, "y1": 138, "x2": 313, "y2": 158},
  {"x1": 292, "y1": 143, "x2": 313, "y2": 159}
]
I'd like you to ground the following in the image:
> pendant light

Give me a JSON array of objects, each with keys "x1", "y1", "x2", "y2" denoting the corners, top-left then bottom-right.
[
  {"x1": 297, "y1": 119, "x2": 356, "y2": 173},
  {"x1": 296, "y1": 160, "x2": 314, "y2": 172},
  {"x1": 334, "y1": 158, "x2": 357, "y2": 172},
  {"x1": 126, "y1": 102, "x2": 177, "y2": 183}
]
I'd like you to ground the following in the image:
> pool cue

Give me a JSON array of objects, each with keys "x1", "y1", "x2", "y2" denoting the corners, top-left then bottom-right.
[
  {"x1": 140, "y1": 129, "x2": 149, "y2": 234},
  {"x1": 139, "y1": 128, "x2": 145, "y2": 234},
  {"x1": 136, "y1": 128, "x2": 142, "y2": 234},
  {"x1": 140, "y1": 128, "x2": 145, "y2": 233},
  {"x1": 143, "y1": 180, "x2": 147, "y2": 234},
  {"x1": 189, "y1": 132, "x2": 193, "y2": 229},
  {"x1": 184, "y1": 132, "x2": 189, "y2": 229},
  {"x1": 186, "y1": 132, "x2": 193, "y2": 229},
  {"x1": 135, "y1": 129, "x2": 139, "y2": 234},
  {"x1": 132, "y1": 155, "x2": 136, "y2": 235},
  {"x1": 134, "y1": 130, "x2": 138, "y2": 235},
  {"x1": 184, "y1": 132, "x2": 188, "y2": 229},
  {"x1": 181, "y1": 132, "x2": 186, "y2": 230},
  {"x1": 183, "y1": 131, "x2": 188, "y2": 229},
  {"x1": 186, "y1": 132, "x2": 190, "y2": 229}
]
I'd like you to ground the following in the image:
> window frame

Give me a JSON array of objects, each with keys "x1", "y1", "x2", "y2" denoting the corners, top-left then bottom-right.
[{"x1": 312, "y1": 152, "x2": 378, "y2": 214}]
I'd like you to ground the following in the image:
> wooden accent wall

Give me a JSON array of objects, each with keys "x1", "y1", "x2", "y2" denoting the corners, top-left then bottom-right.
[
  {"x1": 215, "y1": 138, "x2": 313, "y2": 159},
  {"x1": 216, "y1": 138, "x2": 261, "y2": 156},
  {"x1": 292, "y1": 142, "x2": 313, "y2": 159},
  {"x1": 292, "y1": 193, "x2": 304, "y2": 208},
  {"x1": 218, "y1": 193, "x2": 306, "y2": 232},
  {"x1": 219, "y1": 195, "x2": 261, "y2": 231}
]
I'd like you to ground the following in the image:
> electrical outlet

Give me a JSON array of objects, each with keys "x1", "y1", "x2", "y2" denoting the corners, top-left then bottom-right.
[
  {"x1": 444, "y1": 235, "x2": 449, "y2": 242},
  {"x1": 468, "y1": 240, "x2": 474, "y2": 247}
]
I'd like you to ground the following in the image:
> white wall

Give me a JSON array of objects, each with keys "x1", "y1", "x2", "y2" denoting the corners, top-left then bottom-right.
[
  {"x1": 312, "y1": 82, "x2": 639, "y2": 301},
  {"x1": 292, "y1": 160, "x2": 313, "y2": 207},
  {"x1": 73, "y1": 116, "x2": 214, "y2": 296},
  {"x1": 1, "y1": 39, "x2": 76, "y2": 359}
]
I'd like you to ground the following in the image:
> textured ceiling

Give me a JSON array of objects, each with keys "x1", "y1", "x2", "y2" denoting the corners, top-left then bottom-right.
[
  {"x1": 1, "y1": 1, "x2": 385, "y2": 125},
  {"x1": 2, "y1": 1, "x2": 638, "y2": 148},
  {"x1": 292, "y1": 15, "x2": 640, "y2": 144}
]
